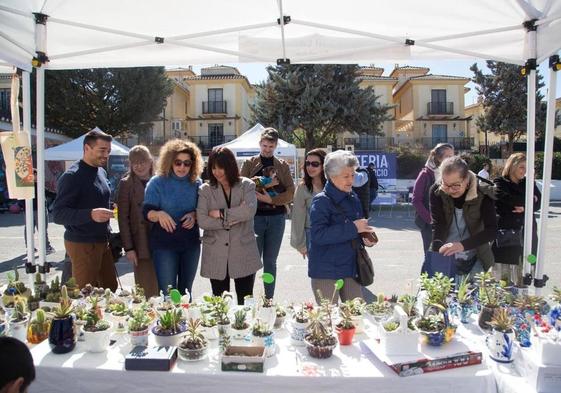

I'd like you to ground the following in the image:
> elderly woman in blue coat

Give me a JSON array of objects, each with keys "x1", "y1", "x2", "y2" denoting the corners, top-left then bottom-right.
[{"x1": 309, "y1": 150, "x2": 376, "y2": 304}]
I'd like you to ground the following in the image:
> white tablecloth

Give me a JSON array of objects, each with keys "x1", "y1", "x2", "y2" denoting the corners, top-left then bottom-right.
[{"x1": 29, "y1": 318, "x2": 499, "y2": 393}]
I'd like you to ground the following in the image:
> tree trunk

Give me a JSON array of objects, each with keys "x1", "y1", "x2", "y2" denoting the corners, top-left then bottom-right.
[{"x1": 507, "y1": 133, "x2": 514, "y2": 157}]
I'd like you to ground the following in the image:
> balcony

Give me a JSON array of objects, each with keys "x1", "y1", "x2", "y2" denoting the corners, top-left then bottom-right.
[
  {"x1": 203, "y1": 101, "x2": 227, "y2": 114},
  {"x1": 414, "y1": 137, "x2": 474, "y2": 150},
  {"x1": 427, "y1": 101, "x2": 453, "y2": 115},
  {"x1": 189, "y1": 134, "x2": 236, "y2": 155},
  {"x1": 342, "y1": 137, "x2": 395, "y2": 151}
]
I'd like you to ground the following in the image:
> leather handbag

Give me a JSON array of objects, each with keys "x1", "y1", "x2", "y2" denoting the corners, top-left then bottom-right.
[
  {"x1": 495, "y1": 228, "x2": 523, "y2": 248},
  {"x1": 352, "y1": 239, "x2": 375, "y2": 286}
]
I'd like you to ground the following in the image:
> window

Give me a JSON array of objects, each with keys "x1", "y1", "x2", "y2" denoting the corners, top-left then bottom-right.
[
  {"x1": 429, "y1": 89, "x2": 450, "y2": 114},
  {"x1": 204, "y1": 88, "x2": 226, "y2": 113},
  {"x1": 171, "y1": 120, "x2": 181, "y2": 131},
  {"x1": 208, "y1": 88, "x2": 223, "y2": 102},
  {"x1": 0, "y1": 89, "x2": 9, "y2": 115},
  {"x1": 432, "y1": 124, "x2": 448, "y2": 145},
  {"x1": 208, "y1": 123, "x2": 224, "y2": 146}
]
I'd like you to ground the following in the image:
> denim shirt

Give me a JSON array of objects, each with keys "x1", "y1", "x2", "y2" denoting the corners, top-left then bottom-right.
[{"x1": 308, "y1": 181, "x2": 362, "y2": 279}]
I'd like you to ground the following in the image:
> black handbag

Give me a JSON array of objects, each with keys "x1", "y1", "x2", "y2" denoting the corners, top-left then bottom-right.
[
  {"x1": 495, "y1": 228, "x2": 523, "y2": 248},
  {"x1": 352, "y1": 239, "x2": 375, "y2": 286},
  {"x1": 109, "y1": 232, "x2": 124, "y2": 262}
]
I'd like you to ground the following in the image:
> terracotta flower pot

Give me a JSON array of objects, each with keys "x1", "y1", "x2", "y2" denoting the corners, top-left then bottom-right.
[{"x1": 336, "y1": 326, "x2": 356, "y2": 345}]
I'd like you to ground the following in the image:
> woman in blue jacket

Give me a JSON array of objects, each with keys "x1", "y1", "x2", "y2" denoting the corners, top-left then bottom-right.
[
  {"x1": 309, "y1": 150, "x2": 376, "y2": 304},
  {"x1": 143, "y1": 139, "x2": 203, "y2": 298}
]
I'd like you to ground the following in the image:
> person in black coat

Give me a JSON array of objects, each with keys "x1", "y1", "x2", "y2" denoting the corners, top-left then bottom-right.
[{"x1": 492, "y1": 153, "x2": 541, "y2": 284}]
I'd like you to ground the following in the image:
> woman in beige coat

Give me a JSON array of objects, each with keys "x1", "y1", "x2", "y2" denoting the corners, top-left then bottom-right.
[
  {"x1": 116, "y1": 145, "x2": 159, "y2": 297},
  {"x1": 197, "y1": 147, "x2": 262, "y2": 305}
]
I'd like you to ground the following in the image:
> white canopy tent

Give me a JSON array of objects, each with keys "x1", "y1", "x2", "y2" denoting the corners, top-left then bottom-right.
[
  {"x1": 219, "y1": 123, "x2": 297, "y2": 158},
  {"x1": 44, "y1": 129, "x2": 130, "y2": 161},
  {"x1": 0, "y1": 0, "x2": 559, "y2": 293}
]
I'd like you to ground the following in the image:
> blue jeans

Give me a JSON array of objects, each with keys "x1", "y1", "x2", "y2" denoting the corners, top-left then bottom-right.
[
  {"x1": 152, "y1": 243, "x2": 200, "y2": 299},
  {"x1": 254, "y1": 214, "x2": 286, "y2": 299}
]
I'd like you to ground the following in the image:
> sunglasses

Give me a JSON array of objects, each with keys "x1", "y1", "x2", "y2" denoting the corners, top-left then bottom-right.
[
  {"x1": 305, "y1": 161, "x2": 321, "y2": 168},
  {"x1": 173, "y1": 159, "x2": 193, "y2": 167}
]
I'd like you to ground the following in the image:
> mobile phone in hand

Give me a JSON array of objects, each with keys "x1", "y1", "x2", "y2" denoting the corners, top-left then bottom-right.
[{"x1": 361, "y1": 231, "x2": 378, "y2": 244}]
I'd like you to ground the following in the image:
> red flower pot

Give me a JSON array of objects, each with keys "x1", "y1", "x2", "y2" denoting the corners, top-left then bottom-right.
[{"x1": 336, "y1": 326, "x2": 356, "y2": 345}]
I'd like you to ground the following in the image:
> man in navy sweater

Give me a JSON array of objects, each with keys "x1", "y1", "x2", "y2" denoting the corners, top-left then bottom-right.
[{"x1": 52, "y1": 130, "x2": 117, "y2": 290}]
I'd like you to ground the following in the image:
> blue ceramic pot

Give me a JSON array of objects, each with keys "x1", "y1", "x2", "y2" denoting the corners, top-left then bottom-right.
[{"x1": 49, "y1": 316, "x2": 76, "y2": 354}]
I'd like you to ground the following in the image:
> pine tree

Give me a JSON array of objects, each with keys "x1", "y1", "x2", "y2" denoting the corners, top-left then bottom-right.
[
  {"x1": 470, "y1": 61, "x2": 546, "y2": 154},
  {"x1": 251, "y1": 64, "x2": 391, "y2": 151}
]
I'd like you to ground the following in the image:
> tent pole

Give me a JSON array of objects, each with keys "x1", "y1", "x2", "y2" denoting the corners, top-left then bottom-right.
[
  {"x1": 22, "y1": 71, "x2": 35, "y2": 277},
  {"x1": 35, "y1": 12, "x2": 48, "y2": 269},
  {"x1": 277, "y1": 0, "x2": 288, "y2": 61},
  {"x1": 522, "y1": 27, "x2": 537, "y2": 286},
  {"x1": 36, "y1": 67, "x2": 46, "y2": 268},
  {"x1": 534, "y1": 55, "x2": 559, "y2": 295}
]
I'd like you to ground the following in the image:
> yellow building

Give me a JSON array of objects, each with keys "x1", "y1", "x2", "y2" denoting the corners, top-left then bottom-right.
[
  {"x1": 464, "y1": 101, "x2": 506, "y2": 150},
  {"x1": 391, "y1": 66, "x2": 472, "y2": 150},
  {"x1": 146, "y1": 65, "x2": 255, "y2": 155}
]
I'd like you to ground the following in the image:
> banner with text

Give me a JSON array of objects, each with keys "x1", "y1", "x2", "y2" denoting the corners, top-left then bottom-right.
[{"x1": 354, "y1": 151, "x2": 397, "y2": 189}]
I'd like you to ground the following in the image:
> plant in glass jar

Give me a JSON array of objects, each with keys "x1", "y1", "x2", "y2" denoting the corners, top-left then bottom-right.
[
  {"x1": 178, "y1": 318, "x2": 208, "y2": 361},
  {"x1": 304, "y1": 309, "x2": 337, "y2": 359}
]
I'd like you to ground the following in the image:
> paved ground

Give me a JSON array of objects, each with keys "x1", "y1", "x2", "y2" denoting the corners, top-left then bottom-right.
[{"x1": 1, "y1": 203, "x2": 560, "y2": 302}]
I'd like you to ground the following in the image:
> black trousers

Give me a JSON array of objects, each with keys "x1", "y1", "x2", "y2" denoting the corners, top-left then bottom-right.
[{"x1": 210, "y1": 270, "x2": 255, "y2": 305}]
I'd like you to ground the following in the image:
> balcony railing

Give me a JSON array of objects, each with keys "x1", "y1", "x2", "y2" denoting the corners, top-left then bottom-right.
[
  {"x1": 427, "y1": 101, "x2": 453, "y2": 115},
  {"x1": 203, "y1": 101, "x2": 227, "y2": 114},
  {"x1": 342, "y1": 137, "x2": 395, "y2": 151},
  {"x1": 189, "y1": 134, "x2": 236, "y2": 155},
  {"x1": 414, "y1": 137, "x2": 474, "y2": 150},
  {"x1": 337, "y1": 136, "x2": 474, "y2": 152}
]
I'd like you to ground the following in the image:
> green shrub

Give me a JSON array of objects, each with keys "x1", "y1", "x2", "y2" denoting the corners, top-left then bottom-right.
[
  {"x1": 535, "y1": 152, "x2": 561, "y2": 180},
  {"x1": 392, "y1": 147, "x2": 426, "y2": 179},
  {"x1": 461, "y1": 153, "x2": 491, "y2": 175}
]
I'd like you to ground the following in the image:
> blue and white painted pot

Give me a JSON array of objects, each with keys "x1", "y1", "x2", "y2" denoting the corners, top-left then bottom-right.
[{"x1": 486, "y1": 329, "x2": 515, "y2": 363}]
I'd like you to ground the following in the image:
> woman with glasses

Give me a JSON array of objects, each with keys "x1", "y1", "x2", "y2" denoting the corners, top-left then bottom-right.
[
  {"x1": 291, "y1": 149, "x2": 327, "y2": 258},
  {"x1": 197, "y1": 147, "x2": 262, "y2": 305},
  {"x1": 429, "y1": 156, "x2": 497, "y2": 281},
  {"x1": 116, "y1": 145, "x2": 159, "y2": 297},
  {"x1": 492, "y1": 153, "x2": 541, "y2": 284},
  {"x1": 143, "y1": 139, "x2": 203, "y2": 298}
]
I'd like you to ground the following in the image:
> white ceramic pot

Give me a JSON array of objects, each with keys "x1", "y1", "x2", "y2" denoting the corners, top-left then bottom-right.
[
  {"x1": 257, "y1": 307, "x2": 276, "y2": 328},
  {"x1": 351, "y1": 315, "x2": 364, "y2": 334},
  {"x1": 151, "y1": 326, "x2": 185, "y2": 347},
  {"x1": 252, "y1": 332, "x2": 275, "y2": 357},
  {"x1": 486, "y1": 328, "x2": 515, "y2": 363},
  {"x1": 82, "y1": 322, "x2": 113, "y2": 353},
  {"x1": 129, "y1": 328, "x2": 149, "y2": 347},
  {"x1": 200, "y1": 325, "x2": 218, "y2": 341},
  {"x1": 9, "y1": 317, "x2": 29, "y2": 342},
  {"x1": 230, "y1": 325, "x2": 251, "y2": 341},
  {"x1": 289, "y1": 319, "x2": 309, "y2": 346},
  {"x1": 111, "y1": 314, "x2": 128, "y2": 333}
]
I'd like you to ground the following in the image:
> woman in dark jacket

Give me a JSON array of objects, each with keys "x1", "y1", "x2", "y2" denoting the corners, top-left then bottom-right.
[
  {"x1": 412, "y1": 143, "x2": 454, "y2": 271},
  {"x1": 430, "y1": 156, "x2": 497, "y2": 282},
  {"x1": 492, "y1": 153, "x2": 541, "y2": 284},
  {"x1": 309, "y1": 150, "x2": 376, "y2": 304}
]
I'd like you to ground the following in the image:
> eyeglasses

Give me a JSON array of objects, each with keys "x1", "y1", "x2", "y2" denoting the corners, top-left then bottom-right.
[
  {"x1": 441, "y1": 181, "x2": 464, "y2": 191},
  {"x1": 305, "y1": 161, "x2": 321, "y2": 168},
  {"x1": 173, "y1": 159, "x2": 193, "y2": 167}
]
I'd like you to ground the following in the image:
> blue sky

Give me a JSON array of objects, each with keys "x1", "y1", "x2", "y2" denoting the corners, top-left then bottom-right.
[{"x1": 192, "y1": 59, "x2": 561, "y2": 106}]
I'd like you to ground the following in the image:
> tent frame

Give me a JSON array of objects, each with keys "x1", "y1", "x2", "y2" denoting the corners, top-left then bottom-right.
[{"x1": 0, "y1": 2, "x2": 558, "y2": 292}]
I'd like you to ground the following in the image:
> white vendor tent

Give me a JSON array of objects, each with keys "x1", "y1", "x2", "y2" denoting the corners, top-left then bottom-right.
[
  {"x1": 219, "y1": 123, "x2": 296, "y2": 158},
  {"x1": 44, "y1": 128, "x2": 130, "y2": 161},
  {"x1": 0, "y1": 0, "x2": 559, "y2": 293}
]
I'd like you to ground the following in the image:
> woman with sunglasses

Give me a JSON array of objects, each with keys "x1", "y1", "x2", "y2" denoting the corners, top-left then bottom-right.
[
  {"x1": 290, "y1": 149, "x2": 327, "y2": 258},
  {"x1": 143, "y1": 139, "x2": 203, "y2": 298},
  {"x1": 429, "y1": 156, "x2": 497, "y2": 282}
]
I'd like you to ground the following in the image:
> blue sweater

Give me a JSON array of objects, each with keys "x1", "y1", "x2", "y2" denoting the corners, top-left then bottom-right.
[
  {"x1": 52, "y1": 160, "x2": 111, "y2": 243},
  {"x1": 308, "y1": 181, "x2": 362, "y2": 279},
  {"x1": 143, "y1": 173, "x2": 201, "y2": 250}
]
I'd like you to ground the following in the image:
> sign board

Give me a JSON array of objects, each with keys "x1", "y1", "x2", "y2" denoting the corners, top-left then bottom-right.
[{"x1": 354, "y1": 151, "x2": 397, "y2": 189}]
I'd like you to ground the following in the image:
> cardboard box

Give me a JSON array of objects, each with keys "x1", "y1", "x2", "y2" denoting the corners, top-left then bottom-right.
[
  {"x1": 221, "y1": 346, "x2": 265, "y2": 373},
  {"x1": 515, "y1": 346, "x2": 561, "y2": 393},
  {"x1": 125, "y1": 345, "x2": 177, "y2": 371}
]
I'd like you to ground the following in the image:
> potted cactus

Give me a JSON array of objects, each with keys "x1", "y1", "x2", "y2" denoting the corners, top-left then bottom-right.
[
  {"x1": 49, "y1": 285, "x2": 76, "y2": 353},
  {"x1": 290, "y1": 303, "x2": 310, "y2": 345},
  {"x1": 231, "y1": 309, "x2": 250, "y2": 340},
  {"x1": 274, "y1": 304, "x2": 286, "y2": 329},
  {"x1": 486, "y1": 308, "x2": 515, "y2": 363},
  {"x1": 33, "y1": 272, "x2": 48, "y2": 300},
  {"x1": 251, "y1": 319, "x2": 275, "y2": 357},
  {"x1": 178, "y1": 318, "x2": 209, "y2": 361},
  {"x1": 456, "y1": 275, "x2": 476, "y2": 324},
  {"x1": 110, "y1": 302, "x2": 129, "y2": 333},
  {"x1": 343, "y1": 298, "x2": 365, "y2": 333},
  {"x1": 27, "y1": 308, "x2": 50, "y2": 344},
  {"x1": 152, "y1": 308, "x2": 185, "y2": 347},
  {"x1": 128, "y1": 305, "x2": 152, "y2": 346},
  {"x1": 2, "y1": 269, "x2": 31, "y2": 307},
  {"x1": 82, "y1": 298, "x2": 112, "y2": 353},
  {"x1": 335, "y1": 304, "x2": 356, "y2": 345},
  {"x1": 8, "y1": 296, "x2": 29, "y2": 342},
  {"x1": 476, "y1": 272, "x2": 504, "y2": 330},
  {"x1": 304, "y1": 309, "x2": 337, "y2": 359}
]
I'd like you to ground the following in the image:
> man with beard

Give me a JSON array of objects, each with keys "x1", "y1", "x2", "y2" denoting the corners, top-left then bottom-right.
[{"x1": 52, "y1": 129, "x2": 117, "y2": 290}]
